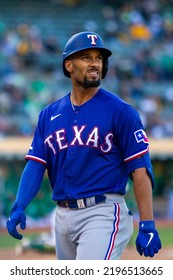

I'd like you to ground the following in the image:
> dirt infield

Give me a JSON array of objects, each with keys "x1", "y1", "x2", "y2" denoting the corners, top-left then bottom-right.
[{"x1": 0, "y1": 246, "x2": 172, "y2": 260}]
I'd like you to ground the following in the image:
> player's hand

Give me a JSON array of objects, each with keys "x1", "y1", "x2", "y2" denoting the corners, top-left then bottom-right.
[
  {"x1": 6, "y1": 206, "x2": 26, "y2": 240},
  {"x1": 135, "y1": 220, "x2": 162, "y2": 257}
]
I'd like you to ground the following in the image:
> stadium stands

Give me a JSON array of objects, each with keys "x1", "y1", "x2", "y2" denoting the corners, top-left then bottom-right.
[{"x1": 0, "y1": 0, "x2": 173, "y2": 138}]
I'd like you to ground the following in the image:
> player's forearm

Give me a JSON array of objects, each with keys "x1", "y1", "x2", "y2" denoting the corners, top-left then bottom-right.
[
  {"x1": 15, "y1": 160, "x2": 46, "y2": 209},
  {"x1": 132, "y1": 167, "x2": 154, "y2": 221}
]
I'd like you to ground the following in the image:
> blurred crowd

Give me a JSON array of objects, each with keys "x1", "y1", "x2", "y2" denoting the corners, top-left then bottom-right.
[{"x1": 0, "y1": 0, "x2": 173, "y2": 138}]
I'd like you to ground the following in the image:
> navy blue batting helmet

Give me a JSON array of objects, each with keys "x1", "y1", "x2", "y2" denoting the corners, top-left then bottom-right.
[{"x1": 62, "y1": 31, "x2": 112, "y2": 78}]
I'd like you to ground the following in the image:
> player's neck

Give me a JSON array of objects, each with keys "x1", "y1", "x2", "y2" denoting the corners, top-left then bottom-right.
[{"x1": 71, "y1": 87, "x2": 99, "y2": 106}]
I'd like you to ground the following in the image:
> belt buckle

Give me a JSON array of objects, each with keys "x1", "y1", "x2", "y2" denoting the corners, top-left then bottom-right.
[{"x1": 65, "y1": 200, "x2": 70, "y2": 209}]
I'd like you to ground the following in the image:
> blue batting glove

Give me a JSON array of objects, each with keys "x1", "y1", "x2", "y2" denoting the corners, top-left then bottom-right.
[
  {"x1": 6, "y1": 205, "x2": 26, "y2": 240},
  {"x1": 135, "y1": 220, "x2": 162, "y2": 257}
]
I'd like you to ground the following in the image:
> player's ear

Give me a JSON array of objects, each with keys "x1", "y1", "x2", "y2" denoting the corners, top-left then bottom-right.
[{"x1": 65, "y1": 60, "x2": 73, "y2": 74}]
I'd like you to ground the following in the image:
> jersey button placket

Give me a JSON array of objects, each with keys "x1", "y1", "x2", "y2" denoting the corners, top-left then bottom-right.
[
  {"x1": 73, "y1": 109, "x2": 78, "y2": 124},
  {"x1": 65, "y1": 109, "x2": 79, "y2": 195}
]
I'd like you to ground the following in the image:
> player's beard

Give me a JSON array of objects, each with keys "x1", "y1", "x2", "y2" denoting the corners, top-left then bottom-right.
[{"x1": 80, "y1": 76, "x2": 101, "y2": 88}]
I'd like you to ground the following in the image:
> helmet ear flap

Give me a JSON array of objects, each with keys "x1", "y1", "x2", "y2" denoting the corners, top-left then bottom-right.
[{"x1": 102, "y1": 58, "x2": 109, "y2": 79}]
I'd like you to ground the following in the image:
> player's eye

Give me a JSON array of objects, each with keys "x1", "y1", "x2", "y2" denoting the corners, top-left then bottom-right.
[
  {"x1": 97, "y1": 56, "x2": 103, "y2": 61},
  {"x1": 81, "y1": 55, "x2": 90, "y2": 60},
  {"x1": 81, "y1": 55, "x2": 103, "y2": 62}
]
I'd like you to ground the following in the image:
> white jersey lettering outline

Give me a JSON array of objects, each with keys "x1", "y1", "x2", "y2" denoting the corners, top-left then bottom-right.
[{"x1": 45, "y1": 125, "x2": 113, "y2": 153}]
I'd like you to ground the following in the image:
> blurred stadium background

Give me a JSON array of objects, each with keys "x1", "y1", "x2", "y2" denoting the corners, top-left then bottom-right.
[{"x1": 0, "y1": 0, "x2": 173, "y2": 258}]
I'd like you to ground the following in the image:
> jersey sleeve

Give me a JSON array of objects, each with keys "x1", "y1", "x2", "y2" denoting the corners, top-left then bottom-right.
[
  {"x1": 25, "y1": 110, "x2": 47, "y2": 165},
  {"x1": 116, "y1": 105, "x2": 149, "y2": 161},
  {"x1": 115, "y1": 104, "x2": 154, "y2": 187}
]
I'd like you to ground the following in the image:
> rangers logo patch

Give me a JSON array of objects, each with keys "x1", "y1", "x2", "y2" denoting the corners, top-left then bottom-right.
[{"x1": 134, "y1": 129, "x2": 149, "y2": 144}]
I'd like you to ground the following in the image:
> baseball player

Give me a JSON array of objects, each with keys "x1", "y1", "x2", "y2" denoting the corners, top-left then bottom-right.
[{"x1": 7, "y1": 31, "x2": 162, "y2": 260}]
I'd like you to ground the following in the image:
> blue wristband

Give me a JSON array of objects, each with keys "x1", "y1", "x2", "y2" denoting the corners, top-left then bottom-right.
[{"x1": 139, "y1": 220, "x2": 155, "y2": 231}]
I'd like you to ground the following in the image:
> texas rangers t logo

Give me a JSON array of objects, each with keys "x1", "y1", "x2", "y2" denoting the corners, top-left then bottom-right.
[{"x1": 87, "y1": 34, "x2": 98, "y2": 45}]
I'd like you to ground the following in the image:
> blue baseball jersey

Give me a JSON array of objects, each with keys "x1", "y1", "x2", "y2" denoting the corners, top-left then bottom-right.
[{"x1": 26, "y1": 88, "x2": 153, "y2": 201}]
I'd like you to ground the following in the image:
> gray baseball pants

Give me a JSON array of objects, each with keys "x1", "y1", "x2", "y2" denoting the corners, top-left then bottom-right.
[{"x1": 54, "y1": 194, "x2": 133, "y2": 260}]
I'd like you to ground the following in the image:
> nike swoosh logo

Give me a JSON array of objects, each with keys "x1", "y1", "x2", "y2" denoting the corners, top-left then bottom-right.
[
  {"x1": 146, "y1": 232, "x2": 154, "y2": 247},
  {"x1": 50, "y1": 114, "x2": 61, "y2": 121}
]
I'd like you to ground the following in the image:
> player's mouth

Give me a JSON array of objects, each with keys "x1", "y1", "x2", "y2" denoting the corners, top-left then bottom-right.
[{"x1": 87, "y1": 69, "x2": 100, "y2": 78}]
